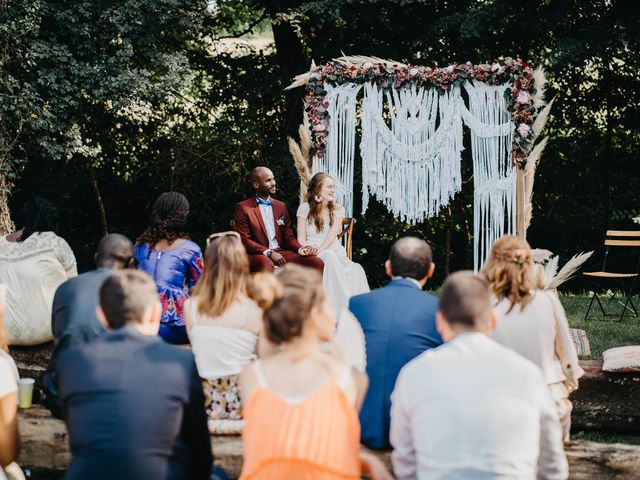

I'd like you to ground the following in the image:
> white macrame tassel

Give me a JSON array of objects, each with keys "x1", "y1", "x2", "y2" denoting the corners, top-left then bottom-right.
[
  {"x1": 360, "y1": 82, "x2": 463, "y2": 224},
  {"x1": 312, "y1": 83, "x2": 361, "y2": 216},
  {"x1": 462, "y1": 81, "x2": 516, "y2": 271}
]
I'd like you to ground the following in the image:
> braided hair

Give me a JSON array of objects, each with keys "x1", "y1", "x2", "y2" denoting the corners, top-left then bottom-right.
[
  {"x1": 15, "y1": 197, "x2": 59, "y2": 242},
  {"x1": 137, "y1": 192, "x2": 190, "y2": 249}
]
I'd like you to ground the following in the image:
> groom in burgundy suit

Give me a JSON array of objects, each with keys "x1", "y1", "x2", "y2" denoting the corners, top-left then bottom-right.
[{"x1": 234, "y1": 166, "x2": 324, "y2": 273}]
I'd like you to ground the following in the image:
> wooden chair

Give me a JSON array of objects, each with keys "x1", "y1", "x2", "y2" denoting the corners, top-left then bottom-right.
[
  {"x1": 583, "y1": 230, "x2": 640, "y2": 321},
  {"x1": 338, "y1": 217, "x2": 356, "y2": 260}
]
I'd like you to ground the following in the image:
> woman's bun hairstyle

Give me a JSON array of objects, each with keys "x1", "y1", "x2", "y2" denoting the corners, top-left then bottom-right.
[{"x1": 248, "y1": 265, "x2": 324, "y2": 344}]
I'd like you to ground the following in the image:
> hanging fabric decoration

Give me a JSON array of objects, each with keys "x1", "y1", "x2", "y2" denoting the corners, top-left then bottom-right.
[
  {"x1": 461, "y1": 81, "x2": 515, "y2": 270},
  {"x1": 360, "y1": 82, "x2": 463, "y2": 224},
  {"x1": 312, "y1": 83, "x2": 361, "y2": 216}
]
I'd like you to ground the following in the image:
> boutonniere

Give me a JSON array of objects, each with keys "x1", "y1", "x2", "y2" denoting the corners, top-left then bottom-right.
[{"x1": 276, "y1": 215, "x2": 285, "y2": 226}]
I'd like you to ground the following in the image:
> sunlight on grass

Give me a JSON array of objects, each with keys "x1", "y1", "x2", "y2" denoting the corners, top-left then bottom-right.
[{"x1": 559, "y1": 292, "x2": 640, "y2": 359}]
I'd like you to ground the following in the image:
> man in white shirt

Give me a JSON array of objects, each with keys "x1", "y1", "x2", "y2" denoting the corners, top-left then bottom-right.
[
  {"x1": 233, "y1": 167, "x2": 323, "y2": 273},
  {"x1": 390, "y1": 271, "x2": 568, "y2": 480}
]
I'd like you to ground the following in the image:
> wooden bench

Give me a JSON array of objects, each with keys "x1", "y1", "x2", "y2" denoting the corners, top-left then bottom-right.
[
  {"x1": 16, "y1": 406, "x2": 640, "y2": 479},
  {"x1": 11, "y1": 341, "x2": 640, "y2": 437}
]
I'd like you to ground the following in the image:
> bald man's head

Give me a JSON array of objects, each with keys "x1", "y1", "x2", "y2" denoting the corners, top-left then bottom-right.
[
  {"x1": 388, "y1": 236, "x2": 433, "y2": 280},
  {"x1": 96, "y1": 234, "x2": 134, "y2": 270},
  {"x1": 250, "y1": 166, "x2": 277, "y2": 197}
]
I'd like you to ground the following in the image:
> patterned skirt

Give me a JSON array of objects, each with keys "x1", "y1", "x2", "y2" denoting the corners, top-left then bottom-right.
[{"x1": 202, "y1": 375, "x2": 245, "y2": 435}]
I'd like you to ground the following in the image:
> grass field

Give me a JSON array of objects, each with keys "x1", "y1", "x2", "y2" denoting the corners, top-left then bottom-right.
[{"x1": 559, "y1": 292, "x2": 640, "y2": 359}]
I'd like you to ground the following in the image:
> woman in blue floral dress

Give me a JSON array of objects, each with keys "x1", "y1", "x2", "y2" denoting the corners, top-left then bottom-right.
[{"x1": 135, "y1": 192, "x2": 203, "y2": 344}]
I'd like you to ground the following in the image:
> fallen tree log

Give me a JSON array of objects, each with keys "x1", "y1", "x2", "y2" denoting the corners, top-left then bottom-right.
[
  {"x1": 18, "y1": 407, "x2": 640, "y2": 479},
  {"x1": 571, "y1": 360, "x2": 640, "y2": 435}
]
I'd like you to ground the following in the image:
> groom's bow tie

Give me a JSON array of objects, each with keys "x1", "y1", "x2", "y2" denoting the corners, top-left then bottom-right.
[{"x1": 256, "y1": 196, "x2": 272, "y2": 207}]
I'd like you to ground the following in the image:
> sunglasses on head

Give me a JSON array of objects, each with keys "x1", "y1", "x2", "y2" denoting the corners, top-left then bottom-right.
[{"x1": 206, "y1": 231, "x2": 240, "y2": 247}]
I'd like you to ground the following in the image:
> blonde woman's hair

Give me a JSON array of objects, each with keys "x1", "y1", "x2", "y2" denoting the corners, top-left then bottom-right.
[
  {"x1": 481, "y1": 235, "x2": 534, "y2": 313},
  {"x1": 192, "y1": 235, "x2": 250, "y2": 318},
  {"x1": 248, "y1": 264, "x2": 325, "y2": 344}
]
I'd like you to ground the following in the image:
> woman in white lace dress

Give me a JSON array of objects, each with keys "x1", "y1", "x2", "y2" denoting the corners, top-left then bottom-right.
[
  {"x1": 0, "y1": 198, "x2": 77, "y2": 345},
  {"x1": 296, "y1": 173, "x2": 369, "y2": 315}
]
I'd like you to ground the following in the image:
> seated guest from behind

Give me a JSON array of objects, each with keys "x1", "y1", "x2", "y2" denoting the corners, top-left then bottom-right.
[
  {"x1": 0, "y1": 287, "x2": 19, "y2": 477},
  {"x1": 483, "y1": 235, "x2": 584, "y2": 441},
  {"x1": 239, "y1": 265, "x2": 392, "y2": 480},
  {"x1": 135, "y1": 192, "x2": 203, "y2": 345},
  {"x1": 45, "y1": 233, "x2": 134, "y2": 418},
  {"x1": 0, "y1": 197, "x2": 77, "y2": 345},
  {"x1": 185, "y1": 233, "x2": 265, "y2": 433},
  {"x1": 390, "y1": 271, "x2": 568, "y2": 480},
  {"x1": 349, "y1": 236, "x2": 442, "y2": 449},
  {"x1": 58, "y1": 271, "x2": 214, "y2": 480}
]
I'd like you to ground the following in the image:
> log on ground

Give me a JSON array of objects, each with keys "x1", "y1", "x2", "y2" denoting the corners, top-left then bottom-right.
[{"x1": 18, "y1": 407, "x2": 640, "y2": 479}]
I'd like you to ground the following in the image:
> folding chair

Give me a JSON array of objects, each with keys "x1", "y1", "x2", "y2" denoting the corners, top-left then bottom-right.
[
  {"x1": 338, "y1": 217, "x2": 356, "y2": 260},
  {"x1": 583, "y1": 230, "x2": 640, "y2": 321}
]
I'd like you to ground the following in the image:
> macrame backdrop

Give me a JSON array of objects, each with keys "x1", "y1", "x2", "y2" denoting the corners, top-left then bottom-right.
[
  {"x1": 312, "y1": 83, "x2": 361, "y2": 216},
  {"x1": 359, "y1": 83, "x2": 463, "y2": 224},
  {"x1": 295, "y1": 58, "x2": 545, "y2": 270},
  {"x1": 460, "y1": 81, "x2": 515, "y2": 270}
]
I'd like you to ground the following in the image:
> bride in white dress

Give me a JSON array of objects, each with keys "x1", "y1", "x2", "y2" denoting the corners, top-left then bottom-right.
[{"x1": 296, "y1": 173, "x2": 370, "y2": 316}]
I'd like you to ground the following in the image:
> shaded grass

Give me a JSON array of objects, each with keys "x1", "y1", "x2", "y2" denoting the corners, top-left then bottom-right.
[{"x1": 559, "y1": 292, "x2": 640, "y2": 359}]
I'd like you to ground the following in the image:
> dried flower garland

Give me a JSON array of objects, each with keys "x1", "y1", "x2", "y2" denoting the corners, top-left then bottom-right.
[{"x1": 304, "y1": 57, "x2": 537, "y2": 168}]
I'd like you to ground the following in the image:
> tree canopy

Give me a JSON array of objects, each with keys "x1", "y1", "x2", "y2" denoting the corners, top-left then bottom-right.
[{"x1": 1, "y1": 0, "x2": 639, "y2": 287}]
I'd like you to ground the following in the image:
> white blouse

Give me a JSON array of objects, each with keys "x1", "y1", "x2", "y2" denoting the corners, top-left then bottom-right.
[
  {"x1": 0, "y1": 232, "x2": 77, "y2": 345},
  {"x1": 189, "y1": 298, "x2": 259, "y2": 380},
  {"x1": 491, "y1": 290, "x2": 583, "y2": 386}
]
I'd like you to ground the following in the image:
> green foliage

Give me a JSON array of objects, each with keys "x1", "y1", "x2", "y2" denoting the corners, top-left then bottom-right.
[{"x1": 2, "y1": 0, "x2": 639, "y2": 288}]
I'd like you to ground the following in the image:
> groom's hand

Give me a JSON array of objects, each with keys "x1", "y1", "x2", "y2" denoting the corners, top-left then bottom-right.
[{"x1": 268, "y1": 251, "x2": 286, "y2": 267}]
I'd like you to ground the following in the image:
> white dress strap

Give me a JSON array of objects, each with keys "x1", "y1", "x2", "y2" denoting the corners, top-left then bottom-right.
[
  {"x1": 190, "y1": 299, "x2": 199, "y2": 326},
  {"x1": 240, "y1": 301, "x2": 257, "y2": 329},
  {"x1": 253, "y1": 360, "x2": 268, "y2": 388},
  {"x1": 336, "y1": 366, "x2": 353, "y2": 392}
]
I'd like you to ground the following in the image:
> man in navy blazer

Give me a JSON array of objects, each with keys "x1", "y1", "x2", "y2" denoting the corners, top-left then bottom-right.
[
  {"x1": 349, "y1": 237, "x2": 442, "y2": 450},
  {"x1": 58, "y1": 270, "x2": 214, "y2": 480}
]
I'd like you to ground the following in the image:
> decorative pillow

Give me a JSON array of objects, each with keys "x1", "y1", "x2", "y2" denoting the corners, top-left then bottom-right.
[
  {"x1": 602, "y1": 346, "x2": 640, "y2": 372},
  {"x1": 569, "y1": 328, "x2": 591, "y2": 357}
]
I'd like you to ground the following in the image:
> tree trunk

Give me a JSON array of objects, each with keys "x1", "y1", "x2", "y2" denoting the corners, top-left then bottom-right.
[
  {"x1": 268, "y1": 10, "x2": 310, "y2": 139},
  {"x1": 90, "y1": 170, "x2": 108, "y2": 236},
  {"x1": 0, "y1": 173, "x2": 14, "y2": 235}
]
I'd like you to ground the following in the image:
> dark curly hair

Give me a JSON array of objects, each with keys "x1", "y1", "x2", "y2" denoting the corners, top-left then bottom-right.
[
  {"x1": 137, "y1": 192, "x2": 190, "y2": 249},
  {"x1": 15, "y1": 197, "x2": 59, "y2": 242}
]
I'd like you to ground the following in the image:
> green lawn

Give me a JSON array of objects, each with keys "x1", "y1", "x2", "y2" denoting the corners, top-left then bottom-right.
[{"x1": 559, "y1": 292, "x2": 640, "y2": 359}]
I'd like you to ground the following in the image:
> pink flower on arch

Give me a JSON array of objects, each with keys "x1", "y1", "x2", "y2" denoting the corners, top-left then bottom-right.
[
  {"x1": 516, "y1": 90, "x2": 531, "y2": 104},
  {"x1": 517, "y1": 123, "x2": 531, "y2": 137}
]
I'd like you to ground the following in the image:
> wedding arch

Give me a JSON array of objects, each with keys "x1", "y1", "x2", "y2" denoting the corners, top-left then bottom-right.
[{"x1": 287, "y1": 56, "x2": 552, "y2": 269}]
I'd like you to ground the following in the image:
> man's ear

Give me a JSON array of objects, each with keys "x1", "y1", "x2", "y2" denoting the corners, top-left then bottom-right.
[
  {"x1": 385, "y1": 259, "x2": 393, "y2": 279},
  {"x1": 96, "y1": 306, "x2": 109, "y2": 328},
  {"x1": 427, "y1": 262, "x2": 436, "y2": 279},
  {"x1": 435, "y1": 312, "x2": 448, "y2": 339},
  {"x1": 487, "y1": 310, "x2": 497, "y2": 332}
]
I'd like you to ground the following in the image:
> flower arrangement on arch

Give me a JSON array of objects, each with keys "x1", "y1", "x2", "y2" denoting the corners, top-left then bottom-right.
[{"x1": 302, "y1": 57, "x2": 537, "y2": 168}]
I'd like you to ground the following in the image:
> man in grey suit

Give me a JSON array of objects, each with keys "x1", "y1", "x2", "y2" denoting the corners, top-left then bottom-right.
[
  {"x1": 58, "y1": 270, "x2": 214, "y2": 480},
  {"x1": 45, "y1": 233, "x2": 134, "y2": 417}
]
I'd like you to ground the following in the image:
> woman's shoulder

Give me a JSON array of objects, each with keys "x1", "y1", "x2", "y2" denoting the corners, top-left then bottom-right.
[
  {"x1": 296, "y1": 202, "x2": 310, "y2": 217},
  {"x1": 180, "y1": 239, "x2": 202, "y2": 254}
]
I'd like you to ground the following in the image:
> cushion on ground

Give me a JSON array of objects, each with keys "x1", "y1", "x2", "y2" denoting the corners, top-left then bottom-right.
[
  {"x1": 569, "y1": 328, "x2": 591, "y2": 357},
  {"x1": 602, "y1": 346, "x2": 640, "y2": 372}
]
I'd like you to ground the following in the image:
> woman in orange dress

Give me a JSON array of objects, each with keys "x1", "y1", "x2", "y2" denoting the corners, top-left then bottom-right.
[{"x1": 239, "y1": 264, "x2": 392, "y2": 480}]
